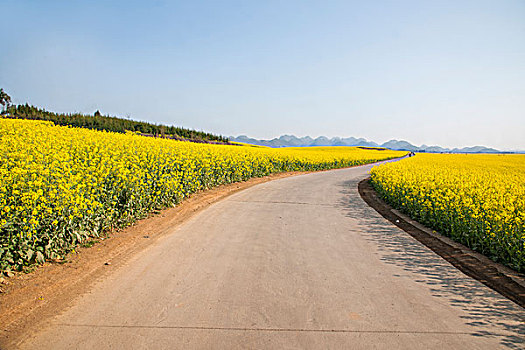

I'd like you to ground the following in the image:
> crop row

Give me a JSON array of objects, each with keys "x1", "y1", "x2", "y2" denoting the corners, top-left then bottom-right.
[
  {"x1": 0, "y1": 118, "x2": 405, "y2": 272},
  {"x1": 370, "y1": 154, "x2": 525, "y2": 272}
]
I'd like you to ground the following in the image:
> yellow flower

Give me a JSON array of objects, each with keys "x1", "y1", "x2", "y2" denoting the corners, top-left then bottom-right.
[
  {"x1": 371, "y1": 153, "x2": 525, "y2": 271},
  {"x1": 0, "y1": 117, "x2": 406, "y2": 270}
]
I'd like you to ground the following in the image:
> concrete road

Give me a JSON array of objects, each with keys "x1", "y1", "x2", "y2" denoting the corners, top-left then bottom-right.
[{"x1": 20, "y1": 164, "x2": 524, "y2": 349}]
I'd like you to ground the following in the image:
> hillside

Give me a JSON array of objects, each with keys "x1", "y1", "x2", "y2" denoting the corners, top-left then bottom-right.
[{"x1": 3, "y1": 104, "x2": 229, "y2": 144}]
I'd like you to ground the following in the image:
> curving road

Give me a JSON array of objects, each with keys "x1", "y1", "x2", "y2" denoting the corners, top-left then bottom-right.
[{"x1": 20, "y1": 163, "x2": 524, "y2": 349}]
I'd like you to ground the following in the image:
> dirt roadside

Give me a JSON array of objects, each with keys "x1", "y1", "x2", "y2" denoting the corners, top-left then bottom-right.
[
  {"x1": 0, "y1": 171, "x2": 308, "y2": 348},
  {"x1": 358, "y1": 178, "x2": 525, "y2": 309}
]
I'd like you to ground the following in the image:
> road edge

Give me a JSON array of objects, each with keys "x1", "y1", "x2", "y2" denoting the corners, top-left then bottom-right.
[
  {"x1": 358, "y1": 177, "x2": 525, "y2": 309},
  {"x1": 0, "y1": 171, "x2": 311, "y2": 349}
]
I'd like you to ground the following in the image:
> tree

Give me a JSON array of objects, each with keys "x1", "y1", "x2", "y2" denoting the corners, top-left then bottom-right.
[{"x1": 0, "y1": 88, "x2": 12, "y2": 113}]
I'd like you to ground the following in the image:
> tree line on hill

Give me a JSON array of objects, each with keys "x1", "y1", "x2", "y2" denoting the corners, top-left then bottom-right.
[{"x1": 0, "y1": 90, "x2": 229, "y2": 144}]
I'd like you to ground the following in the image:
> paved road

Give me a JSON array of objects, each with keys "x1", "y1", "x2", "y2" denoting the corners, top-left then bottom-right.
[{"x1": 20, "y1": 164, "x2": 524, "y2": 349}]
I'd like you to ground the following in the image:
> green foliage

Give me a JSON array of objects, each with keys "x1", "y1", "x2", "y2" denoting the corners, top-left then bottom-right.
[
  {"x1": 0, "y1": 89, "x2": 12, "y2": 111},
  {"x1": 4, "y1": 104, "x2": 229, "y2": 143}
]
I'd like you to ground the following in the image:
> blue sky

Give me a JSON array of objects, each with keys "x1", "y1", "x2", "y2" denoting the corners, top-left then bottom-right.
[{"x1": 1, "y1": 0, "x2": 524, "y2": 149}]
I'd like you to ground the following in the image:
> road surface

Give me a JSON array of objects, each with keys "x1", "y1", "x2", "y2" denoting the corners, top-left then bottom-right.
[{"x1": 19, "y1": 163, "x2": 524, "y2": 349}]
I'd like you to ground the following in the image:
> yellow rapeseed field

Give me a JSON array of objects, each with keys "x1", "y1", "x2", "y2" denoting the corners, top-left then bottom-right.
[
  {"x1": 0, "y1": 118, "x2": 405, "y2": 272},
  {"x1": 370, "y1": 153, "x2": 525, "y2": 271}
]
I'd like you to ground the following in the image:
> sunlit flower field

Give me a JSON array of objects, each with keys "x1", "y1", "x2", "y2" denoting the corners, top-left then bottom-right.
[
  {"x1": 0, "y1": 118, "x2": 405, "y2": 272},
  {"x1": 370, "y1": 153, "x2": 525, "y2": 271}
]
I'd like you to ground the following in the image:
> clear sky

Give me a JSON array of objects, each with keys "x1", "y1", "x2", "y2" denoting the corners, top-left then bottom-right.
[{"x1": 1, "y1": 0, "x2": 524, "y2": 150}]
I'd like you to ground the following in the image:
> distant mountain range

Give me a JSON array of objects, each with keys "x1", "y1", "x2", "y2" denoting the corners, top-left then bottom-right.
[{"x1": 230, "y1": 135, "x2": 504, "y2": 153}]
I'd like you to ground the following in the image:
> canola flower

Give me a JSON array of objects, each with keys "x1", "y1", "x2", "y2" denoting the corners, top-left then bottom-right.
[
  {"x1": 0, "y1": 118, "x2": 405, "y2": 272},
  {"x1": 370, "y1": 153, "x2": 525, "y2": 271}
]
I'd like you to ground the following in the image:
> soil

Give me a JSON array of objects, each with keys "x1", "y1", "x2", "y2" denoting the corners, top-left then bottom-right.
[
  {"x1": 358, "y1": 178, "x2": 525, "y2": 309},
  {"x1": 0, "y1": 171, "x2": 306, "y2": 348}
]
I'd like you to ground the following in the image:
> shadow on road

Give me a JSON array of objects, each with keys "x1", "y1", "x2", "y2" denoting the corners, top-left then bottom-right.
[{"x1": 338, "y1": 177, "x2": 525, "y2": 349}]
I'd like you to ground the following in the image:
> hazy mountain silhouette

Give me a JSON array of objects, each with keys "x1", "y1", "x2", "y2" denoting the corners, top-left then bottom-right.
[{"x1": 230, "y1": 135, "x2": 502, "y2": 153}]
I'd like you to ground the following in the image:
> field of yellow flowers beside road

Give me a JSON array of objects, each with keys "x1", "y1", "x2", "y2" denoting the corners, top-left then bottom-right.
[
  {"x1": 0, "y1": 118, "x2": 405, "y2": 273},
  {"x1": 370, "y1": 153, "x2": 525, "y2": 272}
]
